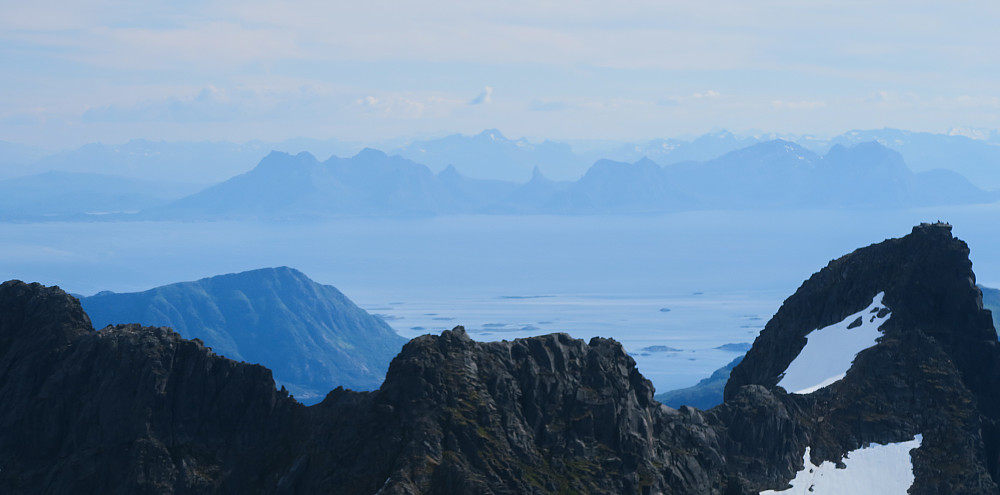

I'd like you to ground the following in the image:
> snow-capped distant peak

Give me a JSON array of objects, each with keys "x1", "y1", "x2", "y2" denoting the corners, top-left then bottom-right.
[
  {"x1": 759, "y1": 434, "x2": 922, "y2": 495},
  {"x1": 777, "y1": 292, "x2": 891, "y2": 394}
]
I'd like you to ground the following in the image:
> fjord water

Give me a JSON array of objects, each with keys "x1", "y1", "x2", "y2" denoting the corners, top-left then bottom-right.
[{"x1": 3, "y1": 205, "x2": 998, "y2": 392}]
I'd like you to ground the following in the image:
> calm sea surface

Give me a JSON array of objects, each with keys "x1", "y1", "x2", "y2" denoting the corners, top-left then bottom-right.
[{"x1": 2, "y1": 205, "x2": 997, "y2": 391}]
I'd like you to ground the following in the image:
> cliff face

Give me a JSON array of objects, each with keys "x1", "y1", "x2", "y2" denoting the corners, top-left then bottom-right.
[
  {"x1": 316, "y1": 329, "x2": 729, "y2": 494},
  {"x1": 0, "y1": 281, "x2": 307, "y2": 494},
  {"x1": 1, "y1": 223, "x2": 999, "y2": 494},
  {"x1": 725, "y1": 223, "x2": 1000, "y2": 493}
]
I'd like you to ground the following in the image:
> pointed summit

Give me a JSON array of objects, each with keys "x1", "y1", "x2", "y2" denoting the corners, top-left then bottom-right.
[
  {"x1": 728, "y1": 221, "x2": 985, "y2": 397},
  {"x1": 528, "y1": 165, "x2": 548, "y2": 183},
  {"x1": 723, "y1": 223, "x2": 1000, "y2": 493}
]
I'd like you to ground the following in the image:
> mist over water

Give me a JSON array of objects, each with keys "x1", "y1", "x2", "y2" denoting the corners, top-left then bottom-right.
[{"x1": 2, "y1": 205, "x2": 997, "y2": 391}]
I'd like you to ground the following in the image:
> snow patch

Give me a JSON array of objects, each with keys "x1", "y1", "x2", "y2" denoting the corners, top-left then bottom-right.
[
  {"x1": 760, "y1": 434, "x2": 922, "y2": 495},
  {"x1": 777, "y1": 292, "x2": 890, "y2": 394}
]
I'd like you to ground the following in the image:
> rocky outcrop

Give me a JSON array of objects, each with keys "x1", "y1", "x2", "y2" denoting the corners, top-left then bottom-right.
[
  {"x1": 1, "y1": 223, "x2": 999, "y2": 493},
  {"x1": 725, "y1": 222, "x2": 1000, "y2": 493},
  {"x1": 0, "y1": 281, "x2": 307, "y2": 494}
]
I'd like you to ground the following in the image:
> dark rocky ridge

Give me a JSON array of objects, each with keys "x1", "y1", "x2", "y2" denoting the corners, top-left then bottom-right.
[
  {"x1": 0, "y1": 283, "x2": 734, "y2": 494},
  {"x1": 0, "y1": 281, "x2": 305, "y2": 494},
  {"x1": 1, "y1": 223, "x2": 999, "y2": 493},
  {"x1": 80, "y1": 267, "x2": 407, "y2": 403},
  {"x1": 727, "y1": 222, "x2": 1000, "y2": 493}
]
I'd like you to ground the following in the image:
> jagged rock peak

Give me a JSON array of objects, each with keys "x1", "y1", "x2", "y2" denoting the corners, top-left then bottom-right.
[
  {"x1": 723, "y1": 223, "x2": 1000, "y2": 493},
  {"x1": 0, "y1": 280, "x2": 93, "y2": 344},
  {"x1": 727, "y1": 221, "x2": 985, "y2": 397}
]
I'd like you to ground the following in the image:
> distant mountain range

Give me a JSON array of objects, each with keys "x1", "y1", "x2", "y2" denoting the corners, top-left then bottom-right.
[
  {"x1": 140, "y1": 139, "x2": 995, "y2": 219},
  {"x1": 5, "y1": 127, "x2": 1000, "y2": 189},
  {"x1": 828, "y1": 129, "x2": 1000, "y2": 190},
  {"x1": 598, "y1": 129, "x2": 791, "y2": 167},
  {"x1": 393, "y1": 128, "x2": 584, "y2": 182},
  {"x1": 3, "y1": 128, "x2": 999, "y2": 220},
  {"x1": 80, "y1": 267, "x2": 407, "y2": 403}
]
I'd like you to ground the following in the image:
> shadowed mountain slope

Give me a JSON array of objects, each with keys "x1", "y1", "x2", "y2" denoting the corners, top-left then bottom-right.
[
  {"x1": 80, "y1": 267, "x2": 406, "y2": 403},
  {"x1": 655, "y1": 355, "x2": 743, "y2": 410}
]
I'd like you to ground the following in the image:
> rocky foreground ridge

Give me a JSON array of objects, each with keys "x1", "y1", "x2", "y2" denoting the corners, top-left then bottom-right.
[
  {"x1": 80, "y1": 267, "x2": 407, "y2": 403},
  {"x1": 0, "y1": 223, "x2": 998, "y2": 494}
]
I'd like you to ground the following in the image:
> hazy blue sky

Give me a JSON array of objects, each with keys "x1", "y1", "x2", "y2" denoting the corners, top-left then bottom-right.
[{"x1": 3, "y1": 0, "x2": 999, "y2": 147}]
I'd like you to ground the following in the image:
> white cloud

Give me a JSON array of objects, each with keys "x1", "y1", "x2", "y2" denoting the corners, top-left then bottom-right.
[
  {"x1": 82, "y1": 85, "x2": 349, "y2": 123},
  {"x1": 952, "y1": 94, "x2": 1000, "y2": 109},
  {"x1": 469, "y1": 86, "x2": 493, "y2": 105},
  {"x1": 3, "y1": 0, "x2": 1000, "y2": 146}
]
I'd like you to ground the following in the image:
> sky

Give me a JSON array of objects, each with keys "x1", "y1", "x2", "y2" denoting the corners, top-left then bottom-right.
[{"x1": 3, "y1": 0, "x2": 1000, "y2": 148}]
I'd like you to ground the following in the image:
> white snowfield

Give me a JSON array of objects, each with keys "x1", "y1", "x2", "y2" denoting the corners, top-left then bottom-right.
[
  {"x1": 759, "y1": 434, "x2": 923, "y2": 495},
  {"x1": 777, "y1": 292, "x2": 890, "y2": 394}
]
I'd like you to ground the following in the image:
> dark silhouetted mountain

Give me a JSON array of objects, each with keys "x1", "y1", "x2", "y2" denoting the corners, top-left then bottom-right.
[
  {"x1": 655, "y1": 355, "x2": 743, "y2": 410},
  {"x1": 724, "y1": 222, "x2": 1000, "y2": 493},
  {"x1": 80, "y1": 267, "x2": 406, "y2": 403},
  {"x1": 0, "y1": 171, "x2": 199, "y2": 220},
  {"x1": 394, "y1": 128, "x2": 587, "y2": 182},
  {"x1": 3, "y1": 223, "x2": 1000, "y2": 493},
  {"x1": 0, "y1": 281, "x2": 304, "y2": 494}
]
